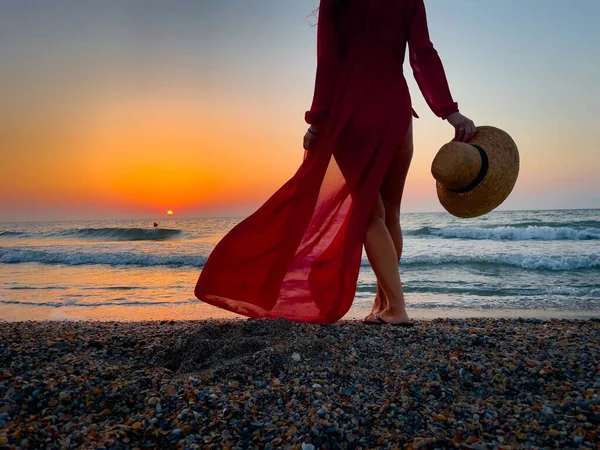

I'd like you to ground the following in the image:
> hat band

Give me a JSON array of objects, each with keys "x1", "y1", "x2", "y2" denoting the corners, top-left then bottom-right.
[{"x1": 448, "y1": 145, "x2": 489, "y2": 194}]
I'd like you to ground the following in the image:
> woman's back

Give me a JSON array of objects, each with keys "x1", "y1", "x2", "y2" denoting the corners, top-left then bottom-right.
[
  {"x1": 308, "y1": 0, "x2": 458, "y2": 128},
  {"x1": 333, "y1": 0, "x2": 416, "y2": 62}
]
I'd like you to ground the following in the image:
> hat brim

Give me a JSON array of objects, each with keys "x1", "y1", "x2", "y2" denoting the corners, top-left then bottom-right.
[{"x1": 436, "y1": 126, "x2": 520, "y2": 218}]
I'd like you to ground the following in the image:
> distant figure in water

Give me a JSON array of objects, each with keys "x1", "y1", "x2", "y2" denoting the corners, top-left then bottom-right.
[
  {"x1": 195, "y1": 0, "x2": 476, "y2": 325},
  {"x1": 153, "y1": 222, "x2": 158, "y2": 228}
]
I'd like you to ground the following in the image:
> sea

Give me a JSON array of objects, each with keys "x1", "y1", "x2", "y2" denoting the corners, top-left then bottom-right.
[{"x1": 1, "y1": 209, "x2": 599, "y2": 322}]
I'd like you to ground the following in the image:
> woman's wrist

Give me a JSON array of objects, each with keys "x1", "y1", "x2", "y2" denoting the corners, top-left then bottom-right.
[
  {"x1": 445, "y1": 111, "x2": 461, "y2": 122},
  {"x1": 308, "y1": 124, "x2": 322, "y2": 135},
  {"x1": 446, "y1": 111, "x2": 467, "y2": 126}
]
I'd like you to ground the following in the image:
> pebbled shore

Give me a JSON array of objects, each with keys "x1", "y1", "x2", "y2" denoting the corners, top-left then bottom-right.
[{"x1": 1, "y1": 318, "x2": 599, "y2": 449}]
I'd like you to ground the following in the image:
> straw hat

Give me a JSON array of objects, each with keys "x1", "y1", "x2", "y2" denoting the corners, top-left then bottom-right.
[{"x1": 431, "y1": 126, "x2": 519, "y2": 218}]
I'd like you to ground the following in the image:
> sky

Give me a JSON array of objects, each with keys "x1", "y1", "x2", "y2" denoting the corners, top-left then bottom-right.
[{"x1": 1, "y1": 0, "x2": 599, "y2": 222}]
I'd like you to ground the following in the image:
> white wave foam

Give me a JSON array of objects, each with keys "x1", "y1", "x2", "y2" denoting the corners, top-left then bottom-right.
[
  {"x1": 402, "y1": 253, "x2": 600, "y2": 271},
  {"x1": 357, "y1": 283, "x2": 600, "y2": 297},
  {"x1": 0, "y1": 248, "x2": 206, "y2": 268},
  {"x1": 431, "y1": 226, "x2": 600, "y2": 240},
  {"x1": 3, "y1": 248, "x2": 598, "y2": 272},
  {"x1": 360, "y1": 253, "x2": 600, "y2": 271},
  {"x1": 541, "y1": 286, "x2": 600, "y2": 297}
]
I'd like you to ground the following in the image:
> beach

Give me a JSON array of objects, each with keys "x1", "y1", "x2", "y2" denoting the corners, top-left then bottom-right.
[
  {"x1": 2, "y1": 210, "x2": 599, "y2": 447},
  {"x1": 1, "y1": 318, "x2": 599, "y2": 449}
]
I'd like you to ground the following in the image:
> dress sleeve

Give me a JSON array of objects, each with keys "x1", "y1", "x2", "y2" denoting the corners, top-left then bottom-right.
[
  {"x1": 305, "y1": 0, "x2": 341, "y2": 127},
  {"x1": 408, "y1": 0, "x2": 459, "y2": 120}
]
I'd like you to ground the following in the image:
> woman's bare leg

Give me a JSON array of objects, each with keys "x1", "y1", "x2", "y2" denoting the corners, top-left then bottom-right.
[
  {"x1": 363, "y1": 193, "x2": 411, "y2": 324},
  {"x1": 369, "y1": 121, "x2": 414, "y2": 316}
]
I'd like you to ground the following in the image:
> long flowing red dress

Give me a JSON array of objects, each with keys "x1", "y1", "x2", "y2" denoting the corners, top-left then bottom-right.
[{"x1": 195, "y1": 0, "x2": 458, "y2": 323}]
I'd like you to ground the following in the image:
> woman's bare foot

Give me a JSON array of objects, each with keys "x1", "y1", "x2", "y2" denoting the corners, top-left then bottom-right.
[
  {"x1": 365, "y1": 290, "x2": 387, "y2": 320},
  {"x1": 364, "y1": 307, "x2": 411, "y2": 325}
]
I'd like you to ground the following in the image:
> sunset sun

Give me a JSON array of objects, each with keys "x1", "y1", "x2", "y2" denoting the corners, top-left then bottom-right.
[{"x1": 167, "y1": 210, "x2": 173, "y2": 216}]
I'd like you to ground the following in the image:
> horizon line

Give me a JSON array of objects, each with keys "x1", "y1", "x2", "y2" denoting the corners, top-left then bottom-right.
[{"x1": 1, "y1": 206, "x2": 599, "y2": 224}]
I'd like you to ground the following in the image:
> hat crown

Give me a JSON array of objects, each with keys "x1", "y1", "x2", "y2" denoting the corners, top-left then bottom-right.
[
  {"x1": 432, "y1": 125, "x2": 520, "y2": 218},
  {"x1": 431, "y1": 142, "x2": 482, "y2": 190}
]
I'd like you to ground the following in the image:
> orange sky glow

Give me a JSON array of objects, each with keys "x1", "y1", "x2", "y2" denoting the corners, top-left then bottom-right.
[{"x1": 1, "y1": 1, "x2": 598, "y2": 222}]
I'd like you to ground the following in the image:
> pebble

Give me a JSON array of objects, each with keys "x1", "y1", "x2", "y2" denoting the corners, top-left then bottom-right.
[
  {"x1": 542, "y1": 406, "x2": 554, "y2": 415},
  {"x1": 169, "y1": 429, "x2": 182, "y2": 439}
]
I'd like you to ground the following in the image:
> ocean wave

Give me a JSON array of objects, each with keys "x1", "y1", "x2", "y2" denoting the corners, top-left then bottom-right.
[
  {"x1": 360, "y1": 253, "x2": 600, "y2": 271},
  {"x1": 507, "y1": 220, "x2": 600, "y2": 229},
  {"x1": 1, "y1": 227, "x2": 184, "y2": 241},
  {"x1": 408, "y1": 226, "x2": 600, "y2": 240},
  {"x1": 53, "y1": 227, "x2": 182, "y2": 241},
  {"x1": 0, "y1": 231, "x2": 26, "y2": 237},
  {"x1": 357, "y1": 283, "x2": 600, "y2": 297},
  {"x1": 0, "y1": 300, "x2": 190, "y2": 307},
  {"x1": 2, "y1": 248, "x2": 598, "y2": 272},
  {"x1": 8, "y1": 286, "x2": 150, "y2": 291},
  {"x1": 9, "y1": 286, "x2": 68, "y2": 290},
  {"x1": 70, "y1": 227, "x2": 182, "y2": 241},
  {"x1": 0, "y1": 248, "x2": 206, "y2": 268}
]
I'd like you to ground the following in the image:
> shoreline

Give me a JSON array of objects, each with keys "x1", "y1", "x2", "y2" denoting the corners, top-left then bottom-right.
[
  {"x1": 2, "y1": 303, "x2": 600, "y2": 323},
  {"x1": 1, "y1": 318, "x2": 599, "y2": 448}
]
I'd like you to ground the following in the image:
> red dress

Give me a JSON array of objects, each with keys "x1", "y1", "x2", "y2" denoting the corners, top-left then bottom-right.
[{"x1": 195, "y1": 0, "x2": 458, "y2": 323}]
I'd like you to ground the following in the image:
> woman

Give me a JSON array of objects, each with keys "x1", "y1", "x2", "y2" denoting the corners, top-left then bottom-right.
[
  {"x1": 195, "y1": 0, "x2": 475, "y2": 325},
  {"x1": 302, "y1": 0, "x2": 476, "y2": 325}
]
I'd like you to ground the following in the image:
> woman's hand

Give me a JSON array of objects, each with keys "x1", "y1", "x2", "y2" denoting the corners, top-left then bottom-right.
[
  {"x1": 303, "y1": 126, "x2": 321, "y2": 150},
  {"x1": 446, "y1": 111, "x2": 477, "y2": 142},
  {"x1": 303, "y1": 126, "x2": 321, "y2": 161}
]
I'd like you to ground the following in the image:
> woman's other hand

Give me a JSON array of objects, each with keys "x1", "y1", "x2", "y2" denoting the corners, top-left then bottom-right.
[
  {"x1": 446, "y1": 111, "x2": 477, "y2": 142},
  {"x1": 303, "y1": 126, "x2": 321, "y2": 161},
  {"x1": 303, "y1": 126, "x2": 321, "y2": 151}
]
